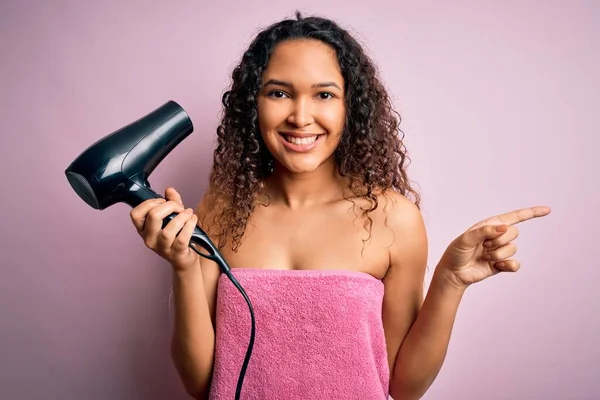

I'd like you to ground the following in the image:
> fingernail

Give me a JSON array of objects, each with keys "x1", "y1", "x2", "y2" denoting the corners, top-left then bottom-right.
[{"x1": 495, "y1": 225, "x2": 507, "y2": 232}]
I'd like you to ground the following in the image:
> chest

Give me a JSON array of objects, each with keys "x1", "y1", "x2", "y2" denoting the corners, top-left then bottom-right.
[{"x1": 219, "y1": 202, "x2": 392, "y2": 279}]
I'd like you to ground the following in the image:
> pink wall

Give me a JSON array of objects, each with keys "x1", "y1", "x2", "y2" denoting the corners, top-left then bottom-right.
[{"x1": 1, "y1": 0, "x2": 598, "y2": 399}]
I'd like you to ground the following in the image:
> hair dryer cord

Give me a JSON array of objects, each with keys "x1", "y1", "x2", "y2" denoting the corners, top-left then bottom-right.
[{"x1": 190, "y1": 243, "x2": 256, "y2": 400}]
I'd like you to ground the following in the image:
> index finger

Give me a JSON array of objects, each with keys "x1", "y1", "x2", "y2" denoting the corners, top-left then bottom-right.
[{"x1": 483, "y1": 205, "x2": 551, "y2": 227}]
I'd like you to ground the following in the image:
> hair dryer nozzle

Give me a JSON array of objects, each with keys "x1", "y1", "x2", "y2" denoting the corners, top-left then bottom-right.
[{"x1": 65, "y1": 100, "x2": 193, "y2": 210}]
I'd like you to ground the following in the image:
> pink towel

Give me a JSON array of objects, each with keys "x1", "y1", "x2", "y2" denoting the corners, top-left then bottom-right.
[{"x1": 208, "y1": 268, "x2": 390, "y2": 400}]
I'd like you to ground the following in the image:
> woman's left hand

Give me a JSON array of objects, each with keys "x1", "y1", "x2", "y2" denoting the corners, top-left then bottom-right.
[{"x1": 438, "y1": 205, "x2": 551, "y2": 289}]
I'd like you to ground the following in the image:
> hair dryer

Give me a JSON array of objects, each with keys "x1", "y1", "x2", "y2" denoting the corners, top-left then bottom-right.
[
  {"x1": 63, "y1": 100, "x2": 230, "y2": 267},
  {"x1": 64, "y1": 100, "x2": 255, "y2": 400}
]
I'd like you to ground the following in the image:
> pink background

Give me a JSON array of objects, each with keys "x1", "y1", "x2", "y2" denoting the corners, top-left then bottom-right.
[{"x1": 1, "y1": 0, "x2": 598, "y2": 399}]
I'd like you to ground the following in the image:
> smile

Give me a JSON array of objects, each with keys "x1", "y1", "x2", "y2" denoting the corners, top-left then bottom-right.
[
  {"x1": 284, "y1": 135, "x2": 318, "y2": 145},
  {"x1": 278, "y1": 133, "x2": 325, "y2": 152}
]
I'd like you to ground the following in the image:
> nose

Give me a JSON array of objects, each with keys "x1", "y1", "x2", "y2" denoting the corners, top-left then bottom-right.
[{"x1": 286, "y1": 97, "x2": 314, "y2": 128}]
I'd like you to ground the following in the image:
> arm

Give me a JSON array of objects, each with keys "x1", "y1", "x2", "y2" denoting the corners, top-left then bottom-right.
[
  {"x1": 171, "y1": 266, "x2": 217, "y2": 399},
  {"x1": 389, "y1": 266, "x2": 465, "y2": 400},
  {"x1": 381, "y1": 194, "x2": 464, "y2": 400},
  {"x1": 170, "y1": 197, "x2": 222, "y2": 399},
  {"x1": 385, "y1": 200, "x2": 550, "y2": 399}
]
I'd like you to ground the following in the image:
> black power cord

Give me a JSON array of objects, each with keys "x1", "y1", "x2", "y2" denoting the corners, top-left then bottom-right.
[{"x1": 190, "y1": 245, "x2": 256, "y2": 400}]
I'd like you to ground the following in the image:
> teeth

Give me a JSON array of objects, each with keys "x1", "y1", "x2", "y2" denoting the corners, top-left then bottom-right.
[{"x1": 286, "y1": 135, "x2": 318, "y2": 145}]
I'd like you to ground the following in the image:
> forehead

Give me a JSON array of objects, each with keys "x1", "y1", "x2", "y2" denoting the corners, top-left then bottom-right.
[{"x1": 262, "y1": 39, "x2": 343, "y2": 84}]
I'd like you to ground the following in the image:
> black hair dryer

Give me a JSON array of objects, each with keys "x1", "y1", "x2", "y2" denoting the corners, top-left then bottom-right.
[
  {"x1": 65, "y1": 100, "x2": 255, "y2": 400},
  {"x1": 64, "y1": 100, "x2": 229, "y2": 272}
]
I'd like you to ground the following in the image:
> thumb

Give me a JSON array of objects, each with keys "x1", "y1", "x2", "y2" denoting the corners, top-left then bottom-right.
[
  {"x1": 458, "y1": 224, "x2": 508, "y2": 249},
  {"x1": 165, "y1": 187, "x2": 185, "y2": 207}
]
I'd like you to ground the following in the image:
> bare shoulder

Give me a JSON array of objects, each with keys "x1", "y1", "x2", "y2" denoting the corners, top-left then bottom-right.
[
  {"x1": 371, "y1": 189, "x2": 428, "y2": 273},
  {"x1": 349, "y1": 189, "x2": 424, "y2": 234},
  {"x1": 343, "y1": 188, "x2": 427, "y2": 274},
  {"x1": 376, "y1": 190, "x2": 424, "y2": 235}
]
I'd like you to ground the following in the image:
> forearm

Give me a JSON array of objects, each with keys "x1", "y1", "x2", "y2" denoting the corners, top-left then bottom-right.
[
  {"x1": 390, "y1": 266, "x2": 466, "y2": 400},
  {"x1": 171, "y1": 266, "x2": 216, "y2": 399}
]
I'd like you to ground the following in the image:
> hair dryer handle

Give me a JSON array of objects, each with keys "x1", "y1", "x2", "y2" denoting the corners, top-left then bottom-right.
[
  {"x1": 125, "y1": 181, "x2": 231, "y2": 273},
  {"x1": 160, "y1": 212, "x2": 231, "y2": 272}
]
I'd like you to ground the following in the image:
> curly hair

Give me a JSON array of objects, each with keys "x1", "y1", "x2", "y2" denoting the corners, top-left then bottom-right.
[{"x1": 204, "y1": 11, "x2": 421, "y2": 251}]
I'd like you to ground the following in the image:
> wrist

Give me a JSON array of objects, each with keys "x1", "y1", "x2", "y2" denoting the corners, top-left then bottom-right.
[
  {"x1": 172, "y1": 259, "x2": 203, "y2": 280},
  {"x1": 433, "y1": 266, "x2": 469, "y2": 295}
]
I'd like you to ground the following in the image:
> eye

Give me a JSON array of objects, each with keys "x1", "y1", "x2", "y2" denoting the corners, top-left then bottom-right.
[
  {"x1": 267, "y1": 90, "x2": 288, "y2": 99},
  {"x1": 317, "y1": 92, "x2": 335, "y2": 100}
]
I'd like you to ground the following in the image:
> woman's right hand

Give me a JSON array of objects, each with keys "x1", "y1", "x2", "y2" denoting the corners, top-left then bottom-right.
[{"x1": 130, "y1": 187, "x2": 200, "y2": 273}]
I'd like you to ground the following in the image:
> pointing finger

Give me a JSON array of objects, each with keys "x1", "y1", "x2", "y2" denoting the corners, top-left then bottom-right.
[
  {"x1": 473, "y1": 206, "x2": 551, "y2": 229},
  {"x1": 495, "y1": 206, "x2": 551, "y2": 226}
]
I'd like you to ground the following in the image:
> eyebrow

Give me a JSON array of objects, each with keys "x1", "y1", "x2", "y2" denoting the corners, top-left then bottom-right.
[{"x1": 263, "y1": 79, "x2": 342, "y2": 91}]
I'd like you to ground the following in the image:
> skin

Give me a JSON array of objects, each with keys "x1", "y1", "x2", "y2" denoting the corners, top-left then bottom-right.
[{"x1": 129, "y1": 39, "x2": 551, "y2": 399}]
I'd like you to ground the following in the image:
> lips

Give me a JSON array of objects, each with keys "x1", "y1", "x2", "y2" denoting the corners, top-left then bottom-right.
[{"x1": 278, "y1": 132, "x2": 325, "y2": 152}]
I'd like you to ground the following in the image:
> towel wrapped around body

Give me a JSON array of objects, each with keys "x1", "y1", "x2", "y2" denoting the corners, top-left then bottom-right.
[{"x1": 208, "y1": 268, "x2": 390, "y2": 400}]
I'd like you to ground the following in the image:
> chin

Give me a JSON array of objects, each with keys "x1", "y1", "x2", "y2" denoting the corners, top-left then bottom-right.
[
  {"x1": 277, "y1": 162, "x2": 320, "y2": 175},
  {"x1": 289, "y1": 166, "x2": 322, "y2": 175},
  {"x1": 275, "y1": 155, "x2": 334, "y2": 175}
]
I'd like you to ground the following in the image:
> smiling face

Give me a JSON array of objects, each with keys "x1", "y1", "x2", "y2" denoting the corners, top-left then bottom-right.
[{"x1": 256, "y1": 39, "x2": 346, "y2": 175}]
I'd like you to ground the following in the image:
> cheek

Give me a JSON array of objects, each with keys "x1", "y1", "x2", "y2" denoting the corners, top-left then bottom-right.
[
  {"x1": 320, "y1": 104, "x2": 346, "y2": 134},
  {"x1": 256, "y1": 103, "x2": 283, "y2": 153},
  {"x1": 258, "y1": 101, "x2": 286, "y2": 132}
]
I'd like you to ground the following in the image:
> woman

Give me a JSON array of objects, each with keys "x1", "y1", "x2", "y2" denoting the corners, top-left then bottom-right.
[{"x1": 129, "y1": 12, "x2": 550, "y2": 400}]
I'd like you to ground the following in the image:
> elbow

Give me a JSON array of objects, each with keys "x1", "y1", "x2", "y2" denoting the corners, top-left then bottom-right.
[
  {"x1": 181, "y1": 379, "x2": 209, "y2": 400},
  {"x1": 389, "y1": 369, "x2": 438, "y2": 400},
  {"x1": 389, "y1": 385, "x2": 425, "y2": 400},
  {"x1": 175, "y1": 373, "x2": 210, "y2": 400},
  {"x1": 170, "y1": 348, "x2": 212, "y2": 399},
  {"x1": 171, "y1": 369, "x2": 212, "y2": 400},
  {"x1": 186, "y1": 388, "x2": 209, "y2": 400}
]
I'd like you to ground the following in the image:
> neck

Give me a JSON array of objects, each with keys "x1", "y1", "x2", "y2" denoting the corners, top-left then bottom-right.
[{"x1": 262, "y1": 158, "x2": 345, "y2": 209}]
